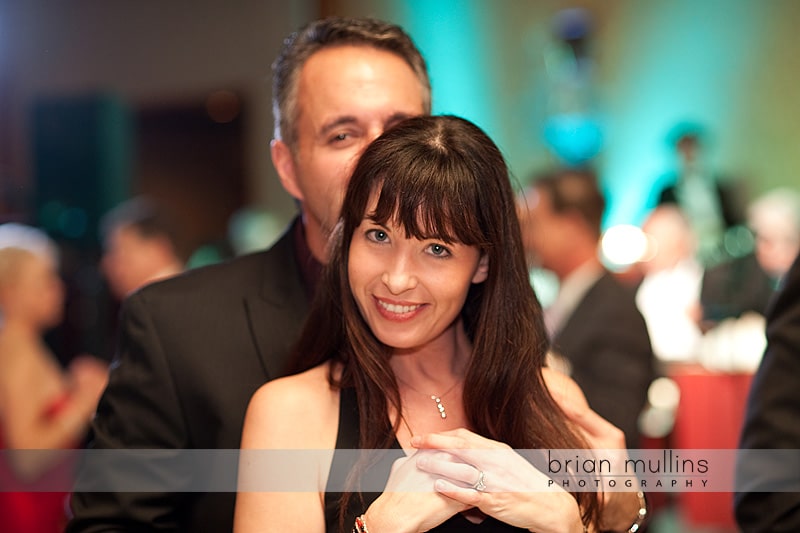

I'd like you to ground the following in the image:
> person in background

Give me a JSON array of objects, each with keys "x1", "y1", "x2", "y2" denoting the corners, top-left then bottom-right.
[
  {"x1": 735, "y1": 250, "x2": 800, "y2": 532},
  {"x1": 0, "y1": 223, "x2": 108, "y2": 533},
  {"x1": 747, "y1": 187, "x2": 800, "y2": 286},
  {"x1": 517, "y1": 168, "x2": 656, "y2": 448},
  {"x1": 653, "y1": 126, "x2": 746, "y2": 268},
  {"x1": 635, "y1": 204, "x2": 704, "y2": 366},
  {"x1": 698, "y1": 187, "x2": 800, "y2": 372},
  {"x1": 99, "y1": 196, "x2": 185, "y2": 300},
  {"x1": 710, "y1": 184, "x2": 800, "y2": 313}
]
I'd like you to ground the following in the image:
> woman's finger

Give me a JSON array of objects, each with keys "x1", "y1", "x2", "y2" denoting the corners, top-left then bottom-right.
[
  {"x1": 433, "y1": 478, "x2": 483, "y2": 506},
  {"x1": 416, "y1": 452, "x2": 481, "y2": 488}
]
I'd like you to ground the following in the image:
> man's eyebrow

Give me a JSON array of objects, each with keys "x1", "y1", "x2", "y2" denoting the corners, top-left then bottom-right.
[
  {"x1": 385, "y1": 112, "x2": 415, "y2": 128},
  {"x1": 319, "y1": 111, "x2": 418, "y2": 138},
  {"x1": 319, "y1": 116, "x2": 358, "y2": 137}
]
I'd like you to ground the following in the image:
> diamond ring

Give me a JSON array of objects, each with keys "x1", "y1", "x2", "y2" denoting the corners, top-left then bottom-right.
[{"x1": 472, "y1": 470, "x2": 486, "y2": 492}]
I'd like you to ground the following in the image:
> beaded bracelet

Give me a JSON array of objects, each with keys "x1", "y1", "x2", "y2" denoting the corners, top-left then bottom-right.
[
  {"x1": 353, "y1": 514, "x2": 370, "y2": 533},
  {"x1": 627, "y1": 491, "x2": 648, "y2": 533}
]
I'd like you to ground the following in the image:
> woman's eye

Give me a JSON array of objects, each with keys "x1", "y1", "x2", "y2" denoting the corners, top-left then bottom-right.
[
  {"x1": 367, "y1": 229, "x2": 389, "y2": 242},
  {"x1": 427, "y1": 243, "x2": 451, "y2": 257}
]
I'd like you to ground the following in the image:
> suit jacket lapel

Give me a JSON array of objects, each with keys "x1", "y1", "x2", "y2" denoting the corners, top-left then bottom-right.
[{"x1": 244, "y1": 222, "x2": 310, "y2": 380}]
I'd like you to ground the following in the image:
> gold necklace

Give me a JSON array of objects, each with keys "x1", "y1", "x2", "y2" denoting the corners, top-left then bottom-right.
[{"x1": 396, "y1": 376, "x2": 461, "y2": 420}]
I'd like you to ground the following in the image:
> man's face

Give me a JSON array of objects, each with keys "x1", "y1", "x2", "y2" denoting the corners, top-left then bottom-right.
[
  {"x1": 272, "y1": 45, "x2": 426, "y2": 260},
  {"x1": 101, "y1": 226, "x2": 166, "y2": 299},
  {"x1": 752, "y1": 215, "x2": 800, "y2": 278},
  {"x1": 519, "y1": 188, "x2": 565, "y2": 272}
]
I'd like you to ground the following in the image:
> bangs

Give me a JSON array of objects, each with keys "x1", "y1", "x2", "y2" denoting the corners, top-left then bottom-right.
[{"x1": 367, "y1": 167, "x2": 487, "y2": 246}]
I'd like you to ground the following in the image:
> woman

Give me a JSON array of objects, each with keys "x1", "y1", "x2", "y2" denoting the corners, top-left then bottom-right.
[
  {"x1": 235, "y1": 116, "x2": 602, "y2": 532},
  {"x1": 0, "y1": 223, "x2": 108, "y2": 533}
]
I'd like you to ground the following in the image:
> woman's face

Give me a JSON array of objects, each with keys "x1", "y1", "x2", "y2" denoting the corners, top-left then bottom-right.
[
  {"x1": 3, "y1": 253, "x2": 65, "y2": 329},
  {"x1": 348, "y1": 197, "x2": 488, "y2": 352}
]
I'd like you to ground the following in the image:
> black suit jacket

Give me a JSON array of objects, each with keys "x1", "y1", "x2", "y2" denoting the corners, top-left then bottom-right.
[
  {"x1": 735, "y1": 253, "x2": 800, "y2": 532},
  {"x1": 657, "y1": 178, "x2": 744, "y2": 229},
  {"x1": 68, "y1": 220, "x2": 311, "y2": 532},
  {"x1": 551, "y1": 271, "x2": 656, "y2": 448}
]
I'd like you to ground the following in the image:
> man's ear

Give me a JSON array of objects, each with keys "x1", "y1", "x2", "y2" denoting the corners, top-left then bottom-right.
[
  {"x1": 472, "y1": 254, "x2": 490, "y2": 284},
  {"x1": 270, "y1": 139, "x2": 303, "y2": 201}
]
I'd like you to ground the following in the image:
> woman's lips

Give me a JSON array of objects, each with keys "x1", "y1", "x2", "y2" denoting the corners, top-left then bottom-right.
[{"x1": 373, "y1": 296, "x2": 425, "y2": 321}]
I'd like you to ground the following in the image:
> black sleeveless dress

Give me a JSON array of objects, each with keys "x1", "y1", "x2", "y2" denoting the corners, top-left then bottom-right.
[{"x1": 323, "y1": 387, "x2": 528, "y2": 533}]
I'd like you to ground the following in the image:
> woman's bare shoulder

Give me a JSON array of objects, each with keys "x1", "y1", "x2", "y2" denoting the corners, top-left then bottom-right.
[
  {"x1": 243, "y1": 361, "x2": 339, "y2": 449},
  {"x1": 250, "y1": 362, "x2": 333, "y2": 409}
]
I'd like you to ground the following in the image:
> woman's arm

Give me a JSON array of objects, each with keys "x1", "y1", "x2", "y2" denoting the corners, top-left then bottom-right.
[
  {"x1": 1, "y1": 351, "x2": 107, "y2": 481},
  {"x1": 234, "y1": 364, "x2": 335, "y2": 533}
]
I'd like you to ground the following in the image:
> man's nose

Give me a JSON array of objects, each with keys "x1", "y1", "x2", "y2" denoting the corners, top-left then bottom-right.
[{"x1": 367, "y1": 123, "x2": 386, "y2": 144}]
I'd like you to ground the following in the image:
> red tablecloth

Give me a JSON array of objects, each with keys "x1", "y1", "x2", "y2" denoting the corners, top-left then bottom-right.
[{"x1": 669, "y1": 365, "x2": 753, "y2": 529}]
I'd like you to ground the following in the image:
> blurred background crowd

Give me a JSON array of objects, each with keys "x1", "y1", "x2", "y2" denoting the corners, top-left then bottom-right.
[{"x1": 2, "y1": 1, "x2": 800, "y2": 532}]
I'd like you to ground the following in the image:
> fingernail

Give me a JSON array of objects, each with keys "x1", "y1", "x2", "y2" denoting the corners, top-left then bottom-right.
[{"x1": 410, "y1": 435, "x2": 421, "y2": 447}]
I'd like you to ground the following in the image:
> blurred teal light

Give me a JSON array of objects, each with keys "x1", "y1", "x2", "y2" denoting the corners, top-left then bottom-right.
[{"x1": 402, "y1": 0, "x2": 498, "y2": 138}]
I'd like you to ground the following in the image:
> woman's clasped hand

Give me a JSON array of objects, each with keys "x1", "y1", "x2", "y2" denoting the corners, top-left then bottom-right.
[{"x1": 363, "y1": 428, "x2": 585, "y2": 533}]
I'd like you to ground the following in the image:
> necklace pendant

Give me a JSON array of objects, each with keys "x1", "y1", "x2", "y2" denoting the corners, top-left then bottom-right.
[{"x1": 431, "y1": 395, "x2": 447, "y2": 419}]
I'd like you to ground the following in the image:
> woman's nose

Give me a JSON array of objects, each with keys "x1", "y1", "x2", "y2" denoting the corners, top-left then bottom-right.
[{"x1": 380, "y1": 254, "x2": 418, "y2": 294}]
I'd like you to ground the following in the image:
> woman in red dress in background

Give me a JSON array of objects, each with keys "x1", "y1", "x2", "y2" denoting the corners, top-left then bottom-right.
[{"x1": 0, "y1": 223, "x2": 108, "y2": 533}]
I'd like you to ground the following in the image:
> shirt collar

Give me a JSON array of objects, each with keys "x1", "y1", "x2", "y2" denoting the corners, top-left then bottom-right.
[
  {"x1": 545, "y1": 260, "x2": 605, "y2": 336},
  {"x1": 292, "y1": 219, "x2": 324, "y2": 302}
]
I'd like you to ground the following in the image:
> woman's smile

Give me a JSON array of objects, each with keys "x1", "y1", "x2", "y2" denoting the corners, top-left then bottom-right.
[{"x1": 373, "y1": 296, "x2": 426, "y2": 321}]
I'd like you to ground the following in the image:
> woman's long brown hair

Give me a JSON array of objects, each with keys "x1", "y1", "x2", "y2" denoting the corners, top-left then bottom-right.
[{"x1": 289, "y1": 115, "x2": 600, "y2": 530}]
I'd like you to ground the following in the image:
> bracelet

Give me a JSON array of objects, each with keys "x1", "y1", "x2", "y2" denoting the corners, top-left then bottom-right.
[
  {"x1": 627, "y1": 491, "x2": 648, "y2": 533},
  {"x1": 353, "y1": 514, "x2": 370, "y2": 533}
]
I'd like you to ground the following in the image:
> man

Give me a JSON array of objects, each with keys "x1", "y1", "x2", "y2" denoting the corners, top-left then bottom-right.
[
  {"x1": 701, "y1": 187, "x2": 800, "y2": 328},
  {"x1": 697, "y1": 188, "x2": 800, "y2": 372},
  {"x1": 69, "y1": 17, "x2": 645, "y2": 532},
  {"x1": 735, "y1": 252, "x2": 800, "y2": 532},
  {"x1": 636, "y1": 204, "x2": 704, "y2": 364},
  {"x1": 67, "y1": 17, "x2": 430, "y2": 532},
  {"x1": 654, "y1": 127, "x2": 745, "y2": 268},
  {"x1": 99, "y1": 196, "x2": 185, "y2": 300},
  {"x1": 518, "y1": 167, "x2": 656, "y2": 449}
]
